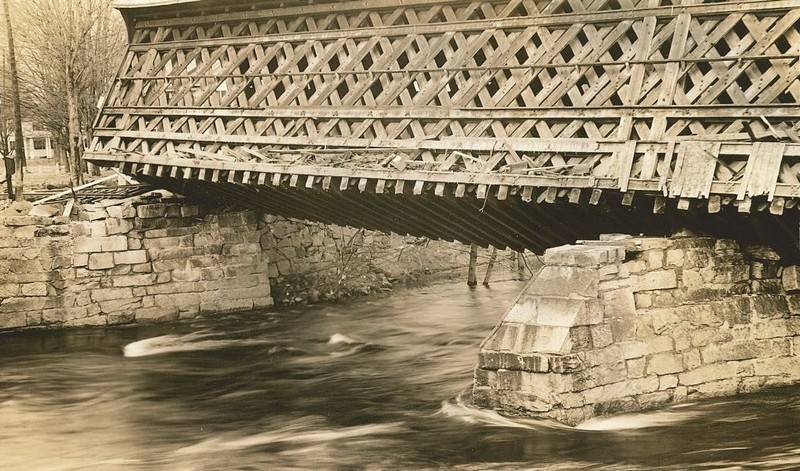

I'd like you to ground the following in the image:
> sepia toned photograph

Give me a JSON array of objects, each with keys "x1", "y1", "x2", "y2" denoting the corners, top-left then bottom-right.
[{"x1": 1, "y1": 0, "x2": 799, "y2": 469}]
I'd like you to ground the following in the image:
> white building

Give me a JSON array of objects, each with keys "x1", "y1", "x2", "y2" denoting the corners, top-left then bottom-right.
[{"x1": 9, "y1": 122, "x2": 55, "y2": 160}]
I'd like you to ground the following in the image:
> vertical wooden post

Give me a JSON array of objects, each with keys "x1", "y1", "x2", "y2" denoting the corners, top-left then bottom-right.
[
  {"x1": 482, "y1": 246, "x2": 497, "y2": 286},
  {"x1": 467, "y1": 244, "x2": 478, "y2": 287},
  {"x1": 517, "y1": 251, "x2": 526, "y2": 281}
]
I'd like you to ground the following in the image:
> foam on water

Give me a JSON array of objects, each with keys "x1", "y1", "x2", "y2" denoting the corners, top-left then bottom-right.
[
  {"x1": 575, "y1": 407, "x2": 704, "y2": 431},
  {"x1": 175, "y1": 420, "x2": 404, "y2": 455},
  {"x1": 438, "y1": 393, "x2": 568, "y2": 431},
  {"x1": 328, "y1": 333, "x2": 359, "y2": 345},
  {"x1": 325, "y1": 333, "x2": 382, "y2": 357},
  {"x1": 440, "y1": 393, "x2": 705, "y2": 433},
  {"x1": 123, "y1": 332, "x2": 268, "y2": 357}
]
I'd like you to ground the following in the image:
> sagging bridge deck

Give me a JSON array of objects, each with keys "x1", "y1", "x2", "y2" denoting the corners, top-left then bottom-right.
[{"x1": 88, "y1": 0, "x2": 800, "y2": 259}]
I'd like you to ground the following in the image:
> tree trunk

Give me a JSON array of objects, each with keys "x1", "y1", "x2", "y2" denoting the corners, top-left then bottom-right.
[
  {"x1": 66, "y1": 61, "x2": 83, "y2": 186},
  {"x1": 2, "y1": 0, "x2": 26, "y2": 202}
]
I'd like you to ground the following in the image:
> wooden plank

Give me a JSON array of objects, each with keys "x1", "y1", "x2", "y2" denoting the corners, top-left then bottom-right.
[
  {"x1": 621, "y1": 191, "x2": 635, "y2": 206},
  {"x1": 708, "y1": 194, "x2": 721, "y2": 213},
  {"x1": 653, "y1": 196, "x2": 666, "y2": 214},
  {"x1": 770, "y1": 197, "x2": 785, "y2": 215},
  {"x1": 568, "y1": 188, "x2": 581, "y2": 204},
  {"x1": 737, "y1": 142, "x2": 786, "y2": 201},
  {"x1": 544, "y1": 187, "x2": 557, "y2": 204},
  {"x1": 657, "y1": 140, "x2": 676, "y2": 193},
  {"x1": 589, "y1": 189, "x2": 602, "y2": 205},
  {"x1": 476, "y1": 184, "x2": 487, "y2": 199},
  {"x1": 103, "y1": 105, "x2": 800, "y2": 121},
  {"x1": 94, "y1": 129, "x2": 624, "y2": 154},
  {"x1": 617, "y1": 140, "x2": 637, "y2": 193},
  {"x1": 669, "y1": 141, "x2": 719, "y2": 199},
  {"x1": 31, "y1": 174, "x2": 120, "y2": 206},
  {"x1": 738, "y1": 195, "x2": 752, "y2": 213},
  {"x1": 521, "y1": 186, "x2": 533, "y2": 202},
  {"x1": 657, "y1": 13, "x2": 691, "y2": 107}
]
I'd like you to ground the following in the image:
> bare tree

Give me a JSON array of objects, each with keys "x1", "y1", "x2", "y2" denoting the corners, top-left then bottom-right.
[{"x1": 16, "y1": 0, "x2": 125, "y2": 185}]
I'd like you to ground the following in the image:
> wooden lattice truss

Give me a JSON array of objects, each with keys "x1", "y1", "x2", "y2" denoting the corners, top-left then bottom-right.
[{"x1": 88, "y1": 0, "x2": 800, "y2": 214}]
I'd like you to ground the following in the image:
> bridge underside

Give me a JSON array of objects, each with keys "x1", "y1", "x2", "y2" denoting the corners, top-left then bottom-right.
[
  {"x1": 89, "y1": 0, "x2": 800, "y2": 261},
  {"x1": 105, "y1": 158, "x2": 800, "y2": 263}
]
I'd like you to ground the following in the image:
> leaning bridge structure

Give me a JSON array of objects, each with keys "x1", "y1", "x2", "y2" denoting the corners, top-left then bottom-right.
[
  {"x1": 79, "y1": 0, "x2": 800, "y2": 424},
  {"x1": 89, "y1": 0, "x2": 800, "y2": 260}
]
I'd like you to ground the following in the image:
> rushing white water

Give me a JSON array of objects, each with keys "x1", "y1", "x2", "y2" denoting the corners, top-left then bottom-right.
[
  {"x1": 2, "y1": 279, "x2": 799, "y2": 470},
  {"x1": 123, "y1": 332, "x2": 270, "y2": 357},
  {"x1": 327, "y1": 333, "x2": 359, "y2": 345},
  {"x1": 575, "y1": 408, "x2": 705, "y2": 431},
  {"x1": 176, "y1": 419, "x2": 405, "y2": 455}
]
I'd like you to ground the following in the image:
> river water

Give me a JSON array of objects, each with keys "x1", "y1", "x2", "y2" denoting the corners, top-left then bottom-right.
[{"x1": 1, "y1": 279, "x2": 799, "y2": 470}]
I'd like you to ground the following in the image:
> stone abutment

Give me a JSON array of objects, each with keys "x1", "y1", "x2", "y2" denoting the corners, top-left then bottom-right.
[
  {"x1": 474, "y1": 234, "x2": 800, "y2": 425},
  {"x1": 0, "y1": 200, "x2": 273, "y2": 329}
]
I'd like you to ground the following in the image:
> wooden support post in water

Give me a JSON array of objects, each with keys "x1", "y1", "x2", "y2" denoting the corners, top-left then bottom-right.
[
  {"x1": 467, "y1": 244, "x2": 478, "y2": 287},
  {"x1": 483, "y1": 247, "x2": 497, "y2": 286},
  {"x1": 517, "y1": 252, "x2": 526, "y2": 281}
]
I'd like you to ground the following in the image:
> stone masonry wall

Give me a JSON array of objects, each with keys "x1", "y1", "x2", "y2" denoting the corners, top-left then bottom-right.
[
  {"x1": 262, "y1": 215, "x2": 525, "y2": 305},
  {"x1": 474, "y1": 234, "x2": 800, "y2": 425},
  {"x1": 0, "y1": 201, "x2": 272, "y2": 330}
]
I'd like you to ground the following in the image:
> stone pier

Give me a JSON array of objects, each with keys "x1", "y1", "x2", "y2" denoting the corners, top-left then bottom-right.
[{"x1": 473, "y1": 234, "x2": 800, "y2": 425}]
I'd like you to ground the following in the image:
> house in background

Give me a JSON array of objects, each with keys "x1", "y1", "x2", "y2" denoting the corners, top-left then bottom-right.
[
  {"x1": 9, "y1": 122, "x2": 55, "y2": 160},
  {"x1": 7, "y1": 122, "x2": 68, "y2": 175}
]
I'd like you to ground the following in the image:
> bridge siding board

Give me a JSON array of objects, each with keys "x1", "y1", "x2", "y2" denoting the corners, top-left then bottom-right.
[
  {"x1": 738, "y1": 142, "x2": 786, "y2": 201},
  {"x1": 670, "y1": 141, "x2": 720, "y2": 199}
]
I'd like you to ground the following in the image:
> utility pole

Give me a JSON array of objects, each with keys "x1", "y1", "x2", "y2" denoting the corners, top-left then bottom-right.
[{"x1": 2, "y1": 0, "x2": 25, "y2": 202}]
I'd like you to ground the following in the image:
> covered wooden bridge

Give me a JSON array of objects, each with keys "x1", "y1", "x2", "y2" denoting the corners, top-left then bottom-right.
[{"x1": 87, "y1": 0, "x2": 800, "y2": 260}]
